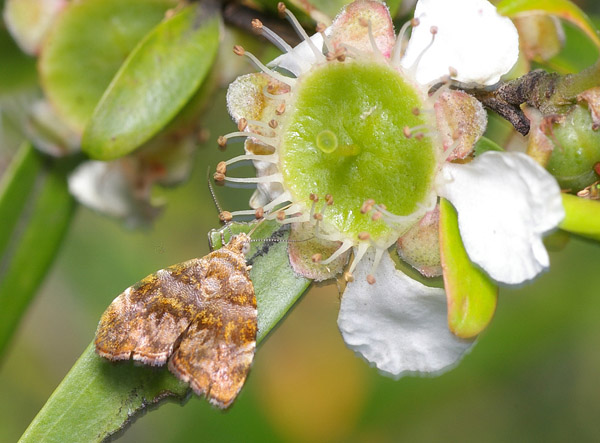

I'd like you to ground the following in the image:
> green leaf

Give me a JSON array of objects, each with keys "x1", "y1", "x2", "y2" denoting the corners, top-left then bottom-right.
[
  {"x1": 439, "y1": 198, "x2": 498, "y2": 339},
  {"x1": 497, "y1": 0, "x2": 600, "y2": 49},
  {"x1": 0, "y1": 142, "x2": 76, "y2": 357},
  {"x1": 474, "y1": 136, "x2": 504, "y2": 156},
  {"x1": 560, "y1": 193, "x2": 600, "y2": 241},
  {"x1": 39, "y1": 0, "x2": 177, "y2": 133},
  {"x1": 21, "y1": 220, "x2": 310, "y2": 441},
  {"x1": 81, "y1": 3, "x2": 220, "y2": 161}
]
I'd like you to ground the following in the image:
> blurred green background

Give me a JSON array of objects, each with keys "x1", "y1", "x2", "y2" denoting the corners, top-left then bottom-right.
[{"x1": 2, "y1": 1, "x2": 600, "y2": 442}]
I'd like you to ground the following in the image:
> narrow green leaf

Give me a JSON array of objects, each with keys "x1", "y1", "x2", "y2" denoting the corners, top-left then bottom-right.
[
  {"x1": 39, "y1": 0, "x2": 176, "y2": 132},
  {"x1": 21, "y1": 220, "x2": 310, "y2": 441},
  {"x1": 0, "y1": 143, "x2": 76, "y2": 356},
  {"x1": 81, "y1": 3, "x2": 220, "y2": 160},
  {"x1": 439, "y1": 198, "x2": 498, "y2": 339},
  {"x1": 497, "y1": 0, "x2": 600, "y2": 49},
  {"x1": 560, "y1": 193, "x2": 600, "y2": 241}
]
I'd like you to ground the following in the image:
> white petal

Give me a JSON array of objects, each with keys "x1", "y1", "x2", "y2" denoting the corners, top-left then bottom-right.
[
  {"x1": 268, "y1": 33, "x2": 324, "y2": 77},
  {"x1": 437, "y1": 151, "x2": 565, "y2": 285},
  {"x1": 338, "y1": 250, "x2": 474, "y2": 378},
  {"x1": 401, "y1": 0, "x2": 519, "y2": 85},
  {"x1": 68, "y1": 161, "x2": 131, "y2": 218}
]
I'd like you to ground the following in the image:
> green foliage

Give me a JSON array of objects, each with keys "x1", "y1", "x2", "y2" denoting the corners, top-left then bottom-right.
[
  {"x1": 39, "y1": 0, "x2": 176, "y2": 132},
  {"x1": 497, "y1": 0, "x2": 600, "y2": 48},
  {"x1": 0, "y1": 143, "x2": 75, "y2": 357},
  {"x1": 82, "y1": 3, "x2": 220, "y2": 160}
]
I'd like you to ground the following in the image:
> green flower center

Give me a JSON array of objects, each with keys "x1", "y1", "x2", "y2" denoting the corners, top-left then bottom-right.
[{"x1": 279, "y1": 61, "x2": 438, "y2": 243}]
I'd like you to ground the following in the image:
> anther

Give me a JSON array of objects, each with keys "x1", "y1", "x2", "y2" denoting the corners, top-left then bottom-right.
[
  {"x1": 316, "y1": 23, "x2": 327, "y2": 33},
  {"x1": 595, "y1": 162, "x2": 600, "y2": 175},
  {"x1": 233, "y1": 45, "x2": 245, "y2": 56},
  {"x1": 251, "y1": 18, "x2": 263, "y2": 30},
  {"x1": 277, "y1": 2, "x2": 286, "y2": 17},
  {"x1": 412, "y1": 107, "x2": 421, "y2": 116},
  {"x1": 217, "y1": 135, "x2": 227, "y2": 148},
  {"x1": 360, "y1": 198, "x2": 375, "y2": 214},
  {"x1": 238, "y1": 118, "x2": 248, "y2": 131},
  {"x1": 366, "y1": 274, "x2": 376, "y2": 285},
  {"x1": 372, "y1": 211, "x2": 382, "y2": 221},
  {"x1": 325, "y1": 194, "x2": 333, "y2": 205},
  {"x1": 344, "y1": 271, "x2": 354, "y2": 282},
  {"x1": 430, "y1": 26, "x2": 438, "y2": 35},
  {"x1": 269, "y1": 119, "x2": 278, "y2": 129},
  {"x1": 358, "y1": 232, "x2": 370, "y2": 241},
  {"x1": 359, "y1": 17, "x2": 368, "y2": 27},
  {"x1": 411, "y1": 18, "x2": 420, "y2": 27},
  {"x1": 312, "y1": 253, "x2": 322, "y2": 263},
  {"x1": 277, "y1": 210, "x2": 286, "y2": 221},
  {"x1": 216, "y1": 161, "x2": 227, "y2": 175},
  {"x1": 403, "y1": 126, "x2": 412, "y2": 138},
  {"x1": 219, "y1": 211, "x2": 233, "y2": 222},
  {"x1": 415, "y1": 133, "x2": 425, "y2": 141},
  {"x1": 276, "y1": 103, "x2": 286, "y2": 115},
  {"x1": 309, "y1": 193, "x2": 319, "y2": 202},
  {"x1": 255, "y1": 207, "x2": 265, "y2": 219},
  {"x1": 313, "y1": 213, "x2": 323, "y2": 221},
  {"x1": 379, "y1": 203, "x2": 387, "y2": 210},
  {"x1": 213, "y1": 172, "x2": 225, "y2": 183},
  {"x1": 449, "y1": 66, "x2": 458, "y2": 77}
]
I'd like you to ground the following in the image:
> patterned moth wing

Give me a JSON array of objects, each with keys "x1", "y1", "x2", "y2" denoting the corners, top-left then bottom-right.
[{"x1": 94, "y1": 233, "x2": 256, "y2": 408}]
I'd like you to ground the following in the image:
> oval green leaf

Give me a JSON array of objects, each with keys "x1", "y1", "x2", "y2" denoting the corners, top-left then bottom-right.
[
  {"x1": 439, "y1": 198, "x2": 498, "y2": 339},
  {"x1": 0, "y1": 142, "x2": 76, "y2": 357},
  {"x1": 81, "y1": 3, "x2": 220, "y2": 161},
  {"x1": 39, "y1": 0, "x2": 176, "y2": 133},
  {"x1": 497, "y1": 0, "x2": 600, "y2": 49},
  {"x1": 560, "y1": 193, "x2": 600, "y2": 241},
  {"x1": 20, "y1": 220, "x2": 310, "y2": 441}
]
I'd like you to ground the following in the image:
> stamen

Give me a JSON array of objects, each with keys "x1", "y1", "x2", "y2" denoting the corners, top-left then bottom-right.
[
  {"x1": 316, "y1": 22, "x2": 333, "y2": 54},
  {"x1": 233, "y1": 45, "x2": 296, "y2": 87},
  {"x1": 219, "y1": 131, "x2": 277, "y2": 147},
  {"x1": 408, "y1": 25, "x2": 438, "y2": 74},
  {"x1": 255, "y1": 207, "x2": 265, "y2": 219},
  {"x1": 262, "y1": 85, "x2": 289, "y2": 100},
  {"x1": 369, "y1": 247, "x2": 384, "y2": 280},
  {"x1": 312, "y1": 253, "x2": 322, "y2": 263},
  {"x1": 347, "y1": 242, "x2": 370, "y2": 275},
  {"x1": 403, "y1": 124, "x2": 432, "y2": 139},
  {"x1": 225, "y1": 153, "x2": 279, "y2": 167},
  {"x1": 219, "y1": 211, "x2": 233, "y2": 222},
  {"x1": 223, "y1": 173, "x2": 283, "y2": 184},
  {"x1": 365, "y1": 19, "x2": 384, "y2": 60},
  {"x1": 278, "y1": 2, "x2": 325, "y2": 62},
  {"x1": 321, "y1": 239, "x2": 353, "y2": 265},
  {"x1": 252, "y1": 18, "x2": 294, "y2": 53},
  {"x1": 391, "y1": 18, "x2": 419, "y2": 66},
  {"x1": 262, "y1": 191, "x2": 293, "y2": 212}
]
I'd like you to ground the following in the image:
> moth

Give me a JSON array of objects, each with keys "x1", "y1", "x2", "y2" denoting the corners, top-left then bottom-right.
[{"x1": 94, "y1": 232, "x2": 256, "y2": 409}]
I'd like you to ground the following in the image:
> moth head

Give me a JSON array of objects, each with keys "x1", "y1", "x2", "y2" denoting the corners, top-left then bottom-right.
[{"x1": 226, "y1": 232, "x2": 252, "y2": 255}]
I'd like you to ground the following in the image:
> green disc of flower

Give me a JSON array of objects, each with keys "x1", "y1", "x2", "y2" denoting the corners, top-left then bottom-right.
[
  {"x1": 39, "y1": 0, "x2": 176, "y2": 132},
  {"x1": 279, "y1": 62, "x2": 437, "y2": 242}
]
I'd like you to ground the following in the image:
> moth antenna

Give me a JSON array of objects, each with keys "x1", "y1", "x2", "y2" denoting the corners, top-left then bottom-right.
[
  {"x1": 249, "y1": 235, "x2": 315, "y2": 244},
  {"x1": 207, "y1": 167, "x2": 233, "y2": 238}
]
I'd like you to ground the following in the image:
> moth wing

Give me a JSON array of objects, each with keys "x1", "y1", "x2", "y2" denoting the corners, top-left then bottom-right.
[
  {"x1": 168, "y1": 270, "x2": 257, "y2": 409},
  {"x1": 94, "y1": 258, "x2": 208, "y2": 365}
]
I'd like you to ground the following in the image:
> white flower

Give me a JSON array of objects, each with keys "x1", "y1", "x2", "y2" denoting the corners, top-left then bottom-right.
[{"x1": 222, "y1": 0, "x2": 564, "y2": 377}]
